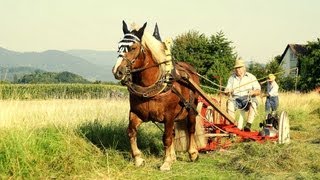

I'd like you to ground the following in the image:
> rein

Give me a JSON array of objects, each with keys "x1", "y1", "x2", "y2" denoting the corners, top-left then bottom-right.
[{"x1": 131, "y1": 60, "x2": 171, "y2": 73}]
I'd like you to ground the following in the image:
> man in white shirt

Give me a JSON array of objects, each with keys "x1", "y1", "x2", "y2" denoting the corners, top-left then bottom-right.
[{"x1": 224, "y1": 59, "x2": 261, "y2": 131}]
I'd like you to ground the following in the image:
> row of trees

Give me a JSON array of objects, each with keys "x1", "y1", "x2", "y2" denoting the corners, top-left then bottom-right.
[
  {"x1": 299, "y1": 39, "x2": 320, "y2": 91},
  {"x1": 13, "y1": 71, "x2": 90, "y2": 84},
  {"x1": 171, "y1": 30, "x2": 319, "y2": 92}
]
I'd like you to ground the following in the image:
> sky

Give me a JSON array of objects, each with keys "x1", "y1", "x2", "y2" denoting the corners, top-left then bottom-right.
[{"x1": 1, "y1": 0, "x2": 319, "y2": 63}]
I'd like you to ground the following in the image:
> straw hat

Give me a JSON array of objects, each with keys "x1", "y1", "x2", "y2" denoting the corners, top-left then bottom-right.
[
  {"x1": 234, "y1": 59, "x2": 245, "y2": 68},
  {"x1": 268, "y1": 74, "x2": 276, "y2": 81}
]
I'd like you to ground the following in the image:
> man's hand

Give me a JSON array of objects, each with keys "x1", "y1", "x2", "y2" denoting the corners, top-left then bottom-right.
[
  {"x1": 260, "y1": 80, "x2": 267, "y2": 85},
  {"x1": 224, "y1": 89, "x2": 233, "y2": 96}
]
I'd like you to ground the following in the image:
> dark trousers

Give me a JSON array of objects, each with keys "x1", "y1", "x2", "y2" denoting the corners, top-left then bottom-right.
[{"x1": 265, "y1": 96, "x2": 279, "y2": 113}]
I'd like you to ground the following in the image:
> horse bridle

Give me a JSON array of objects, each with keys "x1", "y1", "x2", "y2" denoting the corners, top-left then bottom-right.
[
  {"x1": 122, "y1": 45, "x2": 150, "y2": 73},
  {"x1": 120, "y1": 42, "x2": 169, "y2": 85},
  {"x1": 119, "y1": 42, "x2": 147, "y2": 83},
  {"x1": 116, "y1": 32, "x2": 175, "y2": 98}
]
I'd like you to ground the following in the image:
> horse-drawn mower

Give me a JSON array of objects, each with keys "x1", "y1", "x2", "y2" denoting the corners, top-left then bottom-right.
[{"x1": 175, "y1": 78, "x2": 291, "y2": 152}]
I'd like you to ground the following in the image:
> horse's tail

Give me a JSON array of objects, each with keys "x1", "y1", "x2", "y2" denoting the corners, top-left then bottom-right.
[
  {"x1": 174, "y1": 101, "x2": 206, "y2": 152},
  {"x1": 173, "y1": 61, "x2": 205, "y2": 151}
]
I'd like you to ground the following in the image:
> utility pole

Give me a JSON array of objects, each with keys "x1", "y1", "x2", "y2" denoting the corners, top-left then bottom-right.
[{"x1": 295, "y1": 68, "x2": 299, "y2": 93}]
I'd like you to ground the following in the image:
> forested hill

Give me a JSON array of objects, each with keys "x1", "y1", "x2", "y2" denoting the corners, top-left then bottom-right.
[{"x1": 17, "y1": 71, "x2": 90, "y2": 84}]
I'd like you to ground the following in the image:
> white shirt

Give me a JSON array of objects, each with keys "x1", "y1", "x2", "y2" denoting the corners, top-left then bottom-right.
[
  {"x1": 267, "y1": 81, "x2": 279, "y2": 97},
  {"x1": 225, "y1": 72, "x2": 261, "y2": 97}
]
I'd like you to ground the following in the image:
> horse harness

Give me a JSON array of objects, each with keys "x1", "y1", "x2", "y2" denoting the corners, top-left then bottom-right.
[{"x1": 120, "y1": 40, "x2": 198, "y2": 113}]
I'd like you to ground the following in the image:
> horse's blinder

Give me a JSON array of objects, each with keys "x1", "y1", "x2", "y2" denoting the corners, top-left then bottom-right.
[{"x1": 119, "y1": 43, "x2": 145, "y2": 85}]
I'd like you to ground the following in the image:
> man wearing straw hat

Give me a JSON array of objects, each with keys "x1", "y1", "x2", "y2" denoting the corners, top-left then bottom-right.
[{"x1": 224, "y1": 59, "x2": 261, "y2": 131}]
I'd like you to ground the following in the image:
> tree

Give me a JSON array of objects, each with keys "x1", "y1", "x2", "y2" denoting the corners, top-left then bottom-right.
[
  {"x1": 298, "y1": 39, "x2": 320, "y2": 92},
  {"x1": 265, "y1": 56, "x2": 284, "y2": 77},
  {"x1": 280, "y1": 76, "x2": 300, "y2": 92},
  {"x1": 171, "y1": 30, "x2": 236, "y2": 90},
  {"x1": 247, "y1": 61, "x2": 266, "y2": 81},
  {"x1": 18, "y1": 71, "x2": 90, "y2": 84}
]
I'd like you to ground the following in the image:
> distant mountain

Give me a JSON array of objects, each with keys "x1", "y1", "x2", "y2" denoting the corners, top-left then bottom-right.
[
  {"x1": 0, "y1": 47, "x2": 118, "y2": 82},
  {"x1": 66, "y1": 49, "x2": 117, "y2": 81},
  {"x1": 66, "y1": 49, "x2": 117, "y2": 67}
]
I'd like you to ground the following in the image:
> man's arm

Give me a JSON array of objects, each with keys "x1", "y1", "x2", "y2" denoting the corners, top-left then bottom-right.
[
  {"x1": 224, "y1": 76, "x2": 234, "y2": 96},
  {"x1": 250, "y1": 74, "x2": 261, "y2": 96},
  {"x1": 249, "y1": 89, "x2": 261, "y2": 96}
]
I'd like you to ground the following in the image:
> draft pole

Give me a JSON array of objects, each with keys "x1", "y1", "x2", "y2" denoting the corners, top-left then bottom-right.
[{"x1": 213, "y1": 75, "x2": 222, "y2": 105}]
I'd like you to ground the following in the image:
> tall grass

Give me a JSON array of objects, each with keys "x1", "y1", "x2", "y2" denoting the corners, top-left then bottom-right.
[
  {"x1": 0, "y1": 98, "x2": 130, "y2": 178},
  {"x1": 0, "y1": 84, "x2": 128, "y2": 99},
  {"x1": 0, "y1": 127, "x2": 108, "y2": 178},
  {"x1": 0, "y1": 92, "x2": 319, "y2": 178},
  {"x1": 0, "y1": 99, "x2": 129, "y2": 128}
]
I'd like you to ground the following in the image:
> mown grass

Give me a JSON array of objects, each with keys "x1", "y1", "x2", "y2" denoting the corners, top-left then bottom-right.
[{"x1": 0, "y1": 92, "x2": 319, "y2": 179}]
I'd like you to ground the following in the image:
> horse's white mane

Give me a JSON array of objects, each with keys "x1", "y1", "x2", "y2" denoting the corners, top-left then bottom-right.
[{"x1": 131, "y1": 23, "x2": 166, "y2": 63}]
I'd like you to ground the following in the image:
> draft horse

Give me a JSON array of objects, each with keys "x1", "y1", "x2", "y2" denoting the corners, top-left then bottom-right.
[{"x1": 112, "y1": 21, "x2": 201, "y2": 171}]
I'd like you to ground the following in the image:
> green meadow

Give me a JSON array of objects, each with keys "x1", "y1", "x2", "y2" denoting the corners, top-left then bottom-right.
[{"x1": 0, "y1": 85, "x2": 319, "y2": 179}]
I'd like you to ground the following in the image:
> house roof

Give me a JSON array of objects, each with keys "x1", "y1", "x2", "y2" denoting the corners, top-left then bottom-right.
[{"x1": 280, "y1": 44, "x2": 307, "y2": 62}]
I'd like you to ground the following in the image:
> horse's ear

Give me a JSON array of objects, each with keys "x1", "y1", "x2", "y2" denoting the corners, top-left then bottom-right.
[
  {"x1": 153, "y1": 23, "x2": 162, "y2": 41},
  {"x1": 136, "y1": 22, "x2": 147, "y2": 40},
  {"x1": 122, "y1": 20, "x2": 130, "y2": 34}
]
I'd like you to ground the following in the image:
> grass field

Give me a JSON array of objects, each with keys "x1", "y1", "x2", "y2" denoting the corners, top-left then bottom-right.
[{"x1": 0, "y1": 92, "x2": 319, "y2": 179}]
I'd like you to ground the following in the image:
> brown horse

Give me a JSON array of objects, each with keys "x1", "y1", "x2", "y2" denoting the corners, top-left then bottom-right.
[{"x1": 112, "y1": 21, "x2": 201, "y2": 171}]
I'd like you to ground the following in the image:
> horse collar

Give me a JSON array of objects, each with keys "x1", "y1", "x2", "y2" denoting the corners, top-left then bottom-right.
[{"x1": 123, "y1": 60, "x2": 173, "y2": 98}]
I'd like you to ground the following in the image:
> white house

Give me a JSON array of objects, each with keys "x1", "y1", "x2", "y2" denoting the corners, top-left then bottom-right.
[{"x1": 279, "y1": 44, "x2": 307, "y2": 77}]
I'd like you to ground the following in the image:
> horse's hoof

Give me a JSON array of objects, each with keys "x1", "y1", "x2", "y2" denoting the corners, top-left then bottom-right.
[
  {"x1": 189, "y1": 152, "x2": 199, "y2": 162},
  {"x1": 160, "y1": 162, "x2": 171, "y2": 171},
  {"x1": 135, "y1": 157, "x2": 145, "y2": 167},
  {"x1": 172, "y1": 156, "x2": 177, "y2": 163}
]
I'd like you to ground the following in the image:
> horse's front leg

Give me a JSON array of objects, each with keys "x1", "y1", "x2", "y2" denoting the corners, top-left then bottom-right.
[
  {"x1": 188, "y1": 109, "x2": 199, "y2": 162},
  {"x1": 160, "y1": 120, "x2": 176, "y2": 171},
  {"x1": 128, "y1": 112, "x2": 144, "y2": 167}
]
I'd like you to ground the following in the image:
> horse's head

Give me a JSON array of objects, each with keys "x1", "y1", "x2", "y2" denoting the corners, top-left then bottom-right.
[{"x1": 112, "y1": 21, "x2": 147, "y2": 81}]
